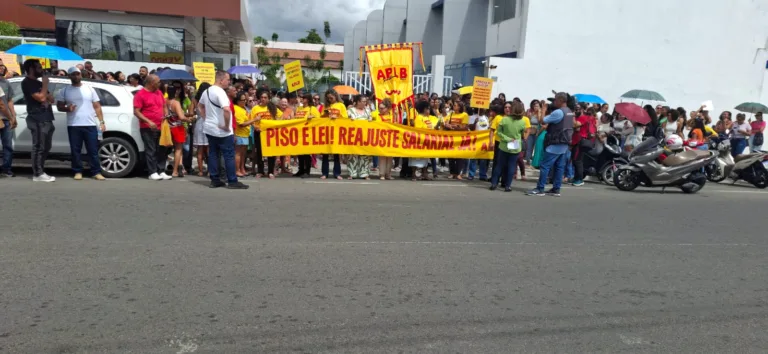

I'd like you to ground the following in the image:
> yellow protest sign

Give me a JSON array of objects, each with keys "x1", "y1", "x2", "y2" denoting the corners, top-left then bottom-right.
[
  {"x1": 0, "y1": 52, "x2": 20, "y2": 76},
  {"x1": 365, "y1": 43, "x2": 414, "y2": 105},
  {"x1": 149, "y1": 52, "x2": 184, "y2": 65},
  {"x1": 259, "y1": 118, "x2": 494, "y2": 159},
  {"x1": 470, "y1": 77, "x2": 494, "y2": 109},
  {"x1": 284, "y1": 60, "x2": 304, "y2": 92},
  {"x1": 26, "y1": 42, "x2": 50, "y2": 69},
  {"x1": 193, "y1": 62, "x2": 215, "y2": 89}
]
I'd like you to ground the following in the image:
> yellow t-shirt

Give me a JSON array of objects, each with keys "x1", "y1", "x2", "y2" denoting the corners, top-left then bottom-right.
[
  {"x1": 234, "y1": 105, "x2": 251, "y2": 138},
  {"x1": 295, "y1": 106, "x2": 321, "y2": 120},
  {"x1": 371, "y1": 110, "x2": 395, "y2": 123},
  {"x1": 704, "y1": 125, "x2": 716, "y2": 137},
  {"x1": 428, "y1": 115, "x2": 440, "y2": 129},
  {"x1": 491, "y1": 115, "x2": 503, "y2": 142},
  {"x1": 324, "y1": 102, "x2": 348, "y2": 119},
  {"x1": 414, "y1": 114, "x2": 434, "y2": 130},
  {"x1": 522, "y1": 116, "x2": 532, "y2": 129},
  {"x1": 448, "y1": 112, "x2": 469, "y2": 126},
  {"x1": 250, "y1": 105, "x2": 283, "y2": 129}
]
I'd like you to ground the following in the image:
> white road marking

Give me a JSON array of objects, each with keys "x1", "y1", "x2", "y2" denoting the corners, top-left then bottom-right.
[
  {"x1": 619, "y1": 334, "x2": 649, "y2": 345},
  {"x1": 421, "y1": 183, "x2": 467, "y2": 187},
  {"x1": 304, "y1": 181, "x2": 380, "y2": 185},
  {"x1": 709, "y1": 189, "x2": 768, "y2": 194},
  {"x1": 342, "y1": 241, "x2": 756, "y2": 247}
]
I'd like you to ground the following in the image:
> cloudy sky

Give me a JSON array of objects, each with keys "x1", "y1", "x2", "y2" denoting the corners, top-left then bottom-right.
[{"x1": 247, "y1": 0, "x2": 386, "y2": 43}]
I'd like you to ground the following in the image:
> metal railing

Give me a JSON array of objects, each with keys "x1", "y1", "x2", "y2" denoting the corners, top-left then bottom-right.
[{"x1": 343, "y1": 71, "x2": 454, "y2": 97}]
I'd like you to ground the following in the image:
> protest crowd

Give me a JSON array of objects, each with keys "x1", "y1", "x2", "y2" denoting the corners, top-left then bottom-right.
[{"x1": 0, "y1": 58, "x2": 765, "y2": 195}]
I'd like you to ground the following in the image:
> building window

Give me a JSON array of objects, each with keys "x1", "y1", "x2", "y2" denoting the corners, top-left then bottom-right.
[
  {"x1": 492, "y1": 0, "x2": 517, "y2": 24},
  {"x1": 142, "y1": 27, "x2": 184, "y2": 63},
  {"x1": 55, "y1": 20, "x2": 185, "y2": 64}
]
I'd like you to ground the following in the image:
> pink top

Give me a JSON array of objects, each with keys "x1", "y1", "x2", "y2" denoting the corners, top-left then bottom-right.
[
  {"x1": 751, "y1": 120, "x2": 766, "y2": 134},
  {"x1": 133, "y1": 88, "x2": 165, "y2": 128}
]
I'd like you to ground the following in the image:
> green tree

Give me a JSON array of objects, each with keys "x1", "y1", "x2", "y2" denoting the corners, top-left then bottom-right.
[
  {"x1": 298, "y1": 29, "x2": 324, "y2": 44},
  {"x1": 271, "y1": 32, "x2": 279, "y2": 43},
  {"x1": 253, "y1": 36, "x2": 268, "y2": 46},
  {"x1": 283, "y1": 52, "x2": 289, "y2": 59},
  {"x1": 323, "y1": 21, "x2": 331, "y2": 42},
  {"x1": 0, "y1": 21, "x2": 21, "y2": 51}
]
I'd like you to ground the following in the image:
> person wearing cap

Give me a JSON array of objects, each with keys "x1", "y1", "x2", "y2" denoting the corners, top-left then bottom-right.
[
  {"x1": 526, "y1": 92, "x2": 574, "y2": 197},
  {"x1": 56, "y1": 67, "x2": 106, "y2": 180}
]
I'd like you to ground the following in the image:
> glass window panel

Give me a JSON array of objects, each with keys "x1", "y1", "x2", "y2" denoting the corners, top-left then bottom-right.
[
  {"x1": 492, "y1": 0, "x2": 516, "y2": 23},
  {"x1": 142, "y1": 27, "x2": 184, "y2": 64},
  {"x1": 93, "y1": 88, "x2": 120, "y2": 107},
  {"x1": 56, "y1": 21, "x2": 103, "y2": 59},
  {"x1": 102, "y1": 24, "x2": 142, "y2": 62}
]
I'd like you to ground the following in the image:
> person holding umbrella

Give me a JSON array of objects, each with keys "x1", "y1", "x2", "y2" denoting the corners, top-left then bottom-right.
[
  {"x1": 750, "y1": 112, "x2": 765, "y2": 153},
  {"x1": 21, "y1": 59, "x2": 56, "y2": 182}
]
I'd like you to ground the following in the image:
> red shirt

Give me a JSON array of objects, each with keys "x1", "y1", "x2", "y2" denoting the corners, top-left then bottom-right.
[
  {"x1": 751, "y1": 120, "x2": 766, "y2": 134},
  {"x1": 230, "y1": 100, "x2": 236, "y2": 128},
  {"x1": 572, "y1": 115, "x2": 594, "y2": 145},
  {"x1": 133, "y1": 88, "x2": 165, "y2": 128}
]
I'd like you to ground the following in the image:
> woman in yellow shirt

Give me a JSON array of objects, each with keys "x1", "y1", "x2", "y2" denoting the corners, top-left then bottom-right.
[
  {"x1": 293, "y1": 93, "x2": 321, "y2": 178},
  {"x1": 410, "y1": 100, "x2": 434, "y2": 181},
  {"x1": 444, "y1": 101, "x2": 469, "y2": 179},
  {"x1": 321, "y1": 89, "x2": 347, "y2": 180},
  {"x1": 233, "y1": 91, "x2": 258, "y2": 177},
  {"x1": 371, "y1": 98, "x2": 395, "y2": 180},
  {"x1": 250, "y1": 88, "x2": 283, "y2": 178}
]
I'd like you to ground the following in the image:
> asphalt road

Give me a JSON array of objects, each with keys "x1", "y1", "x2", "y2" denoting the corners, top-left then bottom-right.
[{"x1": 1, "y1": 169, "x2": 768, "y2": 353}]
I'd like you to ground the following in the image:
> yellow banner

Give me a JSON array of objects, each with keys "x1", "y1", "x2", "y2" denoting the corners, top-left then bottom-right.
[
  {"x1": 27, "y1": 42, "x2": 50, "y2": 69},
  {"x1": 193, "y1": 62, "x2": 215, "y2": 89},
  {"x1": 471, "y1": 76, "x2": 494, "y2": 109},
  {"x1": 149, "y1": 52, "x2": 184, "y2": 65},
  {"x1": 365, "y1": 44, "x2": 414, "y2": 105},
  {"x1": 284, "y1": 60, "x2": 304, "y2": 92},
  {"x1": 260, "y1": 118, "x2": 494, "y2": 159}
]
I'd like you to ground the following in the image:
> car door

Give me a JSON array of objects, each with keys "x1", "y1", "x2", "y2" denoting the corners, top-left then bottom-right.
[
  {"x1": 48, "y1": 83, "x2": 72, "y2": 153},
  {"x1": 8, "y1": 80, "x2": 32, "y2": 152}
]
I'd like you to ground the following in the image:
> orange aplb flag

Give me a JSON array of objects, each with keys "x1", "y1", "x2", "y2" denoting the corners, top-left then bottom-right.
[{"x1": 361, "y1": 43, "x2": 425, "y2": 125}]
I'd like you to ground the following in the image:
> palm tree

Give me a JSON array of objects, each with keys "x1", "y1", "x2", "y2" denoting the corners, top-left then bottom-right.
[
  {"x1": 323, "y1": 21, "x2": 331, "y2": 43},
  {"x1": 271, "y1": 33, "x2": 278, "y2": 44}
]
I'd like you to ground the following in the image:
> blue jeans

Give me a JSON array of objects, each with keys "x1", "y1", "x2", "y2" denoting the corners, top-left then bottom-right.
[
  {"x1": 478, "y1": 159, "x2": 489, "y2": 179},
  {"x1": 491, "y1": 151, "x2": 519, "y2": 188},
  {"x1": 731, "y1": 138, "x2": 747, "y2": 157},
  {"x1": 372, "y1": 156, "x2": 379, "y2": 168},
  {"x1": 525, "y1": 134, "x2": 537, "y2": 162},
  {"x1": 564, "y1": 149, "x2": 574, "y2": 179},
  {"x1": 468, "y1": 159, "x2": 477, "y2": 178},
  {"x1": 322, "y1": 154, "x2": 341, "y2": 177},
  {"x1": 67, "y1": 126, "x2": 101, "y2": 175},
  {"x1": 0, "y1": 123, "x2": 13, "y2": 173},
  {"x1": 537, "y1": 151, "x2": 567, "y2": 192},
  {"x1": 207, "y1": 134, "x2": 237, "y2": 183}
]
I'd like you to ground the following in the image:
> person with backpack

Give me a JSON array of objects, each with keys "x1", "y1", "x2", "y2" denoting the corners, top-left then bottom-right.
[{"x1": 570, "y1": 107, "x2": 597, "y2": 187}]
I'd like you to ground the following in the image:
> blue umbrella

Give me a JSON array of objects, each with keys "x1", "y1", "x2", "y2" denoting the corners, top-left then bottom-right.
[
  {"x1": 228, "y1": 65, "x2": 261, "y2": 75},
  {"x1": 158, "y1": 69, "x2": 197, "y2": 82},
  {"x1": 573, "y1": 94, "x2": 606, "y2": 104},
  {"x1": 7, "y1": 43, "x2": 83, "y2": 61}
]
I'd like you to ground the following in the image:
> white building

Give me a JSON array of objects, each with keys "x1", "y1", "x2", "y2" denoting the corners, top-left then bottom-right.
[{"x1": 346, "y1": 0, "x2": 768, "y2": 112}]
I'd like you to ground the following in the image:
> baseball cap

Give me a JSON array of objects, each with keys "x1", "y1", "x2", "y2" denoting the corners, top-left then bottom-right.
[{"x1": 67, "y1": 66, "x2": 81, "y2": 75}]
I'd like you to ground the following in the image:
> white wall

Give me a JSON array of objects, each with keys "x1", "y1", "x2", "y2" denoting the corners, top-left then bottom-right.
[
  {"x1": 489, "y1": 0, "x2": 768, "y2": 114},
  {"x1": 442, "y1": 0, "x2": 488, "y2": 65},
  {"x1": 57, "y1": 60, "x2": 186, "y2": 75},
  {"x1": 351, "y1": 21, "x2": 367, "y2": 71},
  {"x1": 343, "y1": 32, "x2": 354, "y2": 72},
  {"x1": 485, "y1": 0, "x2": 524, "y2": 56},
  {"x1": 366, "y1": 10, "x2": 384, "y2": 45},
  {"x1": 382, "y1": 0, "x2": 408, "y2": 44},
  {"x1": 405, "y1": 0, "x2": 442, "y2": 65}
]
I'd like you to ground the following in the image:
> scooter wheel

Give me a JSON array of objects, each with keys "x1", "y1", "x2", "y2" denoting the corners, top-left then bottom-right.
[
  {"x1": 705, "y1": 164, "x2": 727, "y2": 183},
  {"x1": 614, "y1": 169, "x2": 640, "y2": 191},
  {"x1": 600, "y1": 165, "x2": 617, "y2": 186},
  {"x1": 753, "y1": 169, "x2": 768, "y2": 189}
]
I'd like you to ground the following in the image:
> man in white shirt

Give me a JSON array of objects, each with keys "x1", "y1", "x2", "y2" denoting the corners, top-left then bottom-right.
[
  {"x1": 198, "y1": 70, "x2": 248, "y2": 189},
  {"x1": 55, "y1": 67, "x2": 106, "y2": 181}
]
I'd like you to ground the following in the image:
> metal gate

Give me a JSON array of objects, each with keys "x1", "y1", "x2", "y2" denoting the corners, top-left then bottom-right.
[{"x1": 343, "y1": 71, "x2": 454, "y2": 97}]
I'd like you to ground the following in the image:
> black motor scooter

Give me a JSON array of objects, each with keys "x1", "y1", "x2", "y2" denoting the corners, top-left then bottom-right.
[{"x1": 581, "y1": 134, "x2": 628, "y2": 186}]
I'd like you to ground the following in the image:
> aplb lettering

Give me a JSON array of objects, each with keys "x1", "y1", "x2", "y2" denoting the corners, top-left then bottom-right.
[{"x1": 375, "y1": 66, "x2": 409, "y2": 81}]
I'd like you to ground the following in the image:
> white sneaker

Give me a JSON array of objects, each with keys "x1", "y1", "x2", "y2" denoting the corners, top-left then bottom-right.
[
  {"x1": 33, "y1": 174, "x2": 55, "y2": 182},
  {"x1": 149, "y1": 173, "x2": 162, "y2": 181},
  {"x1": 159, "y1": 172, "x2": 172, "y2": 180}
]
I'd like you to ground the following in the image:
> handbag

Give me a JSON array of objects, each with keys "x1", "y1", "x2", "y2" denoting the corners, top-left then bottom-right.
[
  {"x1": 754, "y1": 132, "x2": 764, "y2": 146},
  {"x1": 159, "y1": 119, "x2": 173, "y2": 147}
]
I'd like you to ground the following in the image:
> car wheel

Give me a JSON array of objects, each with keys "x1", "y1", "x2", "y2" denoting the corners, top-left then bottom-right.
[{"x1": 99, "y1": 137, "x2": 137, "y2": 178}]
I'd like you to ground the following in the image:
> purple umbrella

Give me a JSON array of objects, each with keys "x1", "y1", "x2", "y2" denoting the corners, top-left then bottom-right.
[{"x1": 228, "y1": 66, "x2": 261, "y2": 75}]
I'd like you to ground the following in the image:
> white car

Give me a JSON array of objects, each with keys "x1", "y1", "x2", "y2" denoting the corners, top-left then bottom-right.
[{"x1": 6, "y1": 77, "x2": 144, "y2": 178}]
